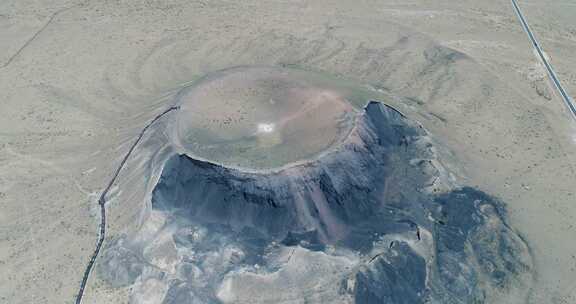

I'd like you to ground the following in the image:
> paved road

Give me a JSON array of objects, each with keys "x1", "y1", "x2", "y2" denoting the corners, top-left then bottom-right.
[
  {"x1": 75, "y1": 106, "x2": 179, "y2": 304},
  {"x1": 511, "y1": 0, "x2": 576, "y2": 121}
]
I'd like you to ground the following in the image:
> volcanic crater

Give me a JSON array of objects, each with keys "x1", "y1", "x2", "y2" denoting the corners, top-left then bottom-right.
[{"x1": 100, "y1": 66, "x2": 533, "y2": 304}]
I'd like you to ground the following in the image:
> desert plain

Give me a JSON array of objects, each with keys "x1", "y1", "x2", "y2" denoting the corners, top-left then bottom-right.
[{"x1": 1, "y1": 0, "x2": 576, "y2": 303}]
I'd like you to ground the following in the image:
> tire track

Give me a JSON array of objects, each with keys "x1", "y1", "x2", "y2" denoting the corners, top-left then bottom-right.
[
  {"x1": 1, "y1": 6, "x2": 76, "y2": 69},
  {"x1": 75, "y1": 106, "x2": 179, "y2": 304}
]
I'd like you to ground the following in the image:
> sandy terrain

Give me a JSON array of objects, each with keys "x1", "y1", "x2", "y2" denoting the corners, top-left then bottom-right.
[{"x1": 1, "y1": 0, "x2": 575, "y2": 303}]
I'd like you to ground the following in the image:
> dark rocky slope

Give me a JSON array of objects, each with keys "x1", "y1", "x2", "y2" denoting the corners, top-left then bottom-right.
[{"x1": 100, "y1": 102, "x2": 533, "y2": 303}]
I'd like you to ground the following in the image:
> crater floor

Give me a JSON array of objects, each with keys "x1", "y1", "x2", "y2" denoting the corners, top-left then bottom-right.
[{"x1": 171, "y1": 66, "x2": 379, "y2": 170}]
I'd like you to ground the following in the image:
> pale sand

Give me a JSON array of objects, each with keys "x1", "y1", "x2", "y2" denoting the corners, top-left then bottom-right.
[{"x1": 1, "y1": 0, "x2": 575, "y2": 303}]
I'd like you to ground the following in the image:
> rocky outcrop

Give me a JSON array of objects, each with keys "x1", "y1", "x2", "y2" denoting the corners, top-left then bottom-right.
[
  {"x1": 153, "y1": 101, "x2": 430, "y2": 244},
  {"x1": 100, "y1": 101, "x2": 533, "y2": 304}
]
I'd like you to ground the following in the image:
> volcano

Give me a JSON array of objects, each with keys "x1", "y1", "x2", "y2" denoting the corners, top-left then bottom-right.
[{"x1": 99, "y1": 66, "x2": 533, "y2": 304}]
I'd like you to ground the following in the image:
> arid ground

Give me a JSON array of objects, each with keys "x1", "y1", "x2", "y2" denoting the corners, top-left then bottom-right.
[{"x1": 1, "y1": 1, "x2": 576, "y2": 303}]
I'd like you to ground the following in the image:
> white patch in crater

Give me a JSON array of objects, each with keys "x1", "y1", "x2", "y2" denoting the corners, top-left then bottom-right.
[{"x1": 257, "y1": 123, "x2": 275, "y2": 133}]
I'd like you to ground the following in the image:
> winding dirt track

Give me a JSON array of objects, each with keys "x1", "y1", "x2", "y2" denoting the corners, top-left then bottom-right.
[{"x1": 75, "y1": 106, "x2": 180, "y2": 304}]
